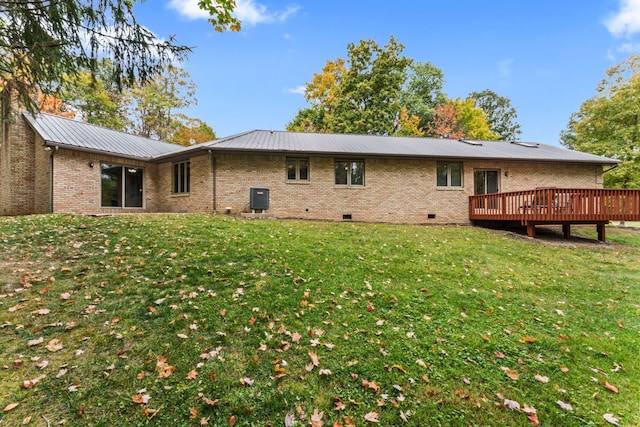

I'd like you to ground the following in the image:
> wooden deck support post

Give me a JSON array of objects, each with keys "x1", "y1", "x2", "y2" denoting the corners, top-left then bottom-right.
[
  {"x1": 597, "y1": 223, "x2": 606, "y2": 242},
  {"x1": 562, "y1": 224, "x2": 571, "y2": 239},
  {"x1": 526, "y1": 223, "x2": 536, "y2": 238}
]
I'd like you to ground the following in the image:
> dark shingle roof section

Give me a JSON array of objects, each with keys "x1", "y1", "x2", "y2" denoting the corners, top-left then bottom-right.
[
  {"x1": 202, "y1": 130, "x2": 618, "y2": 165},
  {"x1": 23, "y1": 112, "x2": 184, "y2": 159}
]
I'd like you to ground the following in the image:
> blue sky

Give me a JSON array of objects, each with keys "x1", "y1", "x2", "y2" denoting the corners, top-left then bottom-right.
[{"x1": 134, "y1": 0, "x2": 640, "y2": 145}]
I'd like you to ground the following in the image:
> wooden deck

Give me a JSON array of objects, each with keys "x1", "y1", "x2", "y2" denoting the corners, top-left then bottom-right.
[{"x1": 469, "y1": 188, "x2": 640, "y2": 241}]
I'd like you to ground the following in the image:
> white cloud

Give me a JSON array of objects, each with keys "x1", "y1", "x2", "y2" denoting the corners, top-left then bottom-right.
[
  {"x1": 168, "y1": 0, "x2": 209, "y2": 19},
  {"x1": 604, "y1": 0, "x2": 640, "y2": 37},
  {"x1": 618, "y1": 42, "x2": 640, "y2": 52},
  {"x1": 287, "y1": 85, "x2": 305, "y2": 95},
  {"x1": 498, "y1": 59, "x2": 512, "y2": 78},
  {"x1": 168, "y1": 0, "x2": 299, "y2": 26}
]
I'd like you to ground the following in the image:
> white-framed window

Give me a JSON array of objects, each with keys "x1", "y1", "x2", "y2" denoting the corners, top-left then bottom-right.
[
  {"x1": 335, "y1": 160, "x2": 365, "y2": 186},
  {"x1": 101, "y1": 164, "x2": 144, "y2": 208},
  {"x1": 437, "y1": 162, "x2": 463, "y2": 188},
  {"x1": 173, "y1": 161, "x2": 190, "y2": 194},
  {"x1": 286, "y1": 158, "x2": 309, "y2": 181}
]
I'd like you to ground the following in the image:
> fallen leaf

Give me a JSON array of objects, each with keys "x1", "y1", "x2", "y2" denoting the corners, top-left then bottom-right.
[
  {"x1": 284, "y1": 412, "x2": 296, "y2": 427},
  {"x1": 189, "y1": 407, "x2": 198, "y2": 419},
  {"x1": 3, "y1": 402, "x2": 19, "y2": 412},
  {"x1": 362, "y1": 379, "x2": 381, "y2": 395},
  {"x1": 601, "y1": 379, "x2": 619, "y2": 393},
  {"x1": 156, "y1": 356, "x2": 176, "y2": 378},
  {"x1": 364, "y1": 411, "x2": 379, "y2": 423},
  {"x1": 556, "y1": 400, "x2": 573, "y2": 411},
  {"x1": 603, "y1": 413, "x2": 621, "y2": 426},
  {"x1": 519, "y1": 336, "x2": 537, "y2": 344},
  {"x1": 494, "y1": 351, "x2": 505, "y2": 359},
  {"x1": 23, "y1": 375, "x2": 46, "y2": 389},
  {"x1": 229, "y1": 415, "x2": 236, "y2": 426},
  {"x1": 45, "y1": 338, "x2": 63, "y2": 352},
  {"x1": 27, "y1": 337, "x2": 44, "y2": 347},
  {"x1": 310, "y1": 408, "x2": 324, "y2": 427},
  {"x1": 534, "y1": 374, "x2": 549, "y2": 383},
  {"x1": 415, "y1": 359, "x2": 428, "y2": 368},
  {"x1": 22, "y1": 415, "x2": 32, "y2": 424},
  {"x1": 504, "y1": 399, "x2": 520, "y2": 411},
  {"x1": 202, "y1": 396, "x2": 218, "y2": 406},
  {"x1": 200, "y1": 416, "x2": 210, "y2": 425},
  {"x1": 528, "y1": 413, "x2": 540, "y2": 425},
  {"x1": 187, "y1": 369, "x2": 198, "y2": 380},
  {"x1": 505, "y1": 369, "x2": 519, "y2": 380},
  {"x1": 309, "y1": 351, "x2": 320, "y2": 367},
  {"x1": 132, "y1": 394, "x2": 151, "y2": 404},
  {"x1": 8, "y1": 304, "x2": 25, "y2": 312}
]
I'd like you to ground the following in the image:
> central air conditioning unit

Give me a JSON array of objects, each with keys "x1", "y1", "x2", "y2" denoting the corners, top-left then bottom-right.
[{"x1": 250, "y1": 187, "x2": 270, "y2": 212}]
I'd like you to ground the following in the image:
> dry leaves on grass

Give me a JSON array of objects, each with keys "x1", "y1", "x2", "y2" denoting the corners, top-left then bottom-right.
[{"x1": 156, "y1": 355, "x2": 176, "y2": 378}]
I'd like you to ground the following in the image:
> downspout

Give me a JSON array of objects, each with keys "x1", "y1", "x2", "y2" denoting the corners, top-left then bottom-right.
[
  {"x1": 209, "y1": 150, "x2": 217, "y2": 213},
  {"x1": 49, "y1": 145, "x2": 58, "y2": 213}
]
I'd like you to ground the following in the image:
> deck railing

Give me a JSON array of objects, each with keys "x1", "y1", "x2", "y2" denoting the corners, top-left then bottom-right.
[{"x1": 469, "y1": 188, "x2": 640, "y2": 223}]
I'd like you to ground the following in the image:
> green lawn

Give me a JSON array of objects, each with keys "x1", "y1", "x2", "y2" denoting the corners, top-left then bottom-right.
[{"x1": 1, "y1": 214, "x2": 638, "y2": 426}]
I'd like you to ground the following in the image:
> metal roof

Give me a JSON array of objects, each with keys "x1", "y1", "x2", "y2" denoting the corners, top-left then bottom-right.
[
  {"x1": 22, "y1": 114, "x2": 619, "y2": 166},
  {"x1": 23, "y1": 112, "x2": 184, "y2": 159},
  {"x1": 200, "y1": 130, "x2": 619, "y2": 165}
]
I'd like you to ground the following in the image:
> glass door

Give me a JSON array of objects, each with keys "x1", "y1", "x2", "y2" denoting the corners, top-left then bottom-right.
[{"x1": 474, "y1": 170, "x2": 500, "y2": 209}]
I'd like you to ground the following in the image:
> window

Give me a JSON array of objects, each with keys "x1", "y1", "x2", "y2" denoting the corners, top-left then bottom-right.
[
  {"x1": 436, "y1": 162, "x2": 463, "y2": 188},
  {"x1": 101, "y1": 164, "x2": 144, "y2": 207},
  {"x1": 335, "y1": 160, "x2": 364, "y2": 186},
  {"x1": 286, "y1": 158, "x2": 309, "y2": 181},
  {"x1": 173, "y1": 161, "x2": 190, "y2": 193}
]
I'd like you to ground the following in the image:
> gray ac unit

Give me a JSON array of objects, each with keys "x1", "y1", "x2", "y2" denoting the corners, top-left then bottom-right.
[{"x1": 250, "y1": 187, "x2": 270, "y2": 210}]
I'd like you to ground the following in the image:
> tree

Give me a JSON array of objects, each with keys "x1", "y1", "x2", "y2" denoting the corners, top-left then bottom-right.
[
  {"x1": 305, "y1": 58, "x2": 347, "y2": 108},
  {"x1": 400, "y1": 61, "x2": 447, "y2": 131},
  {"x1": 0, "y1": 0, "x2": 239, "y2": 110},
  {"x1": 452, "y1": 98, "x2": 499, "y2": 140},
  {"x1": 394, "y1": 107, "x2": 424, "y2": 137},
  {"x1": 128, "y1": 65, "x2": 197, "y2": 141},
  {"x1": 169, "y1": 116, "x2": 216, "y2": 146},
  {"x1": 426, "y1": 99, "x2": 498, "y2": 140},
  {"x1": 37, "y1": 91, "x2": 74, "y2": 119},
  {"x1": 326, "y1": 36, "x2": 412, "y2": 135},
  {"x1": 286, "y1": 108, "x2": 325, "y2": 133},
  {"x1": 427, "y1": 103, "x2": 464, "y2": 139},
  {"x1": 59, "y1": 60, "x2": 128, "y2": 131},
  {"x1": 560, "y1": 55, "x2": 640, "y2": 188},
  {"x1": 468, "y1": 89, "x2": 521, "y2": 141}
]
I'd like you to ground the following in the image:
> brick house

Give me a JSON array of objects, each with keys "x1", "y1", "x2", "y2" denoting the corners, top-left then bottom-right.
[{"x1": 1, "y1": 87, "x2": 622, "y2": 225}]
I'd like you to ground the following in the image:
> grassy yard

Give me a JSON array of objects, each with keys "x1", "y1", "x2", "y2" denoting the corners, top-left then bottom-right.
[{"x1": 0, "y1": 214, "x2": 638, "y2": 427}]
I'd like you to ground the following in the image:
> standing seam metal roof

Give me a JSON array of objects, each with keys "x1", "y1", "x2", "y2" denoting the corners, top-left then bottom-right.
[
  {"x1": 23, "y1": 112, "x2": 185, "y2": 159},
  {"x1": 22, "y1": 113, "x2": 619, "y2": 165},
  {"x1": 201, "y1": 130, "x2": 619, "y2": 164}
]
